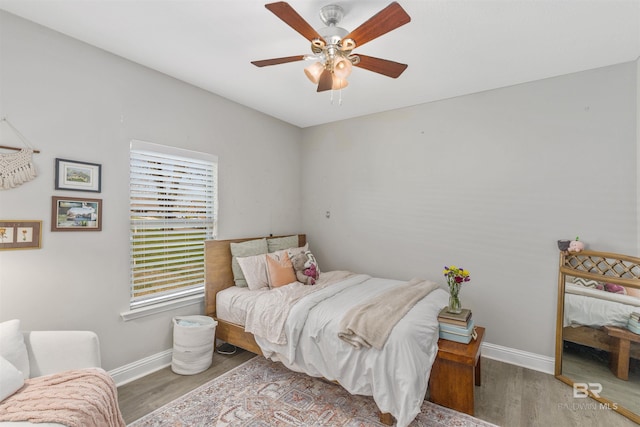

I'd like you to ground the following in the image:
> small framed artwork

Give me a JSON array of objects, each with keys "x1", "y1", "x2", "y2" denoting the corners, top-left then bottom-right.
[
  {"x1": 0, "y1": 220, "x2": 42, "y2": 250},
  {"x1": 55, "y1": 158, "x2": 102, "y2": 192},
  {"x1": 51, "y1": 196, "x2": 102, "y2": 231}
]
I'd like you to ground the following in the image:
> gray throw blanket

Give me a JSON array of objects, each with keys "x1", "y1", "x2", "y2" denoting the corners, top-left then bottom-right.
[{"x1": 338, "y1": 278, "x2": 439, "y2": 349}]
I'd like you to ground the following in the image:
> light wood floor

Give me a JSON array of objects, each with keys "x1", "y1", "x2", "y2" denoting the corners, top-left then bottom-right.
[{"x1": 118, "y1": 351, "x2": 638, "y2": 426}]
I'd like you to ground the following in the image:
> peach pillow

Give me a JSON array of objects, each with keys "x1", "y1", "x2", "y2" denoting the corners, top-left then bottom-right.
[{"x1": 266, "y1": 251, "x2": 296, "y2": 288}]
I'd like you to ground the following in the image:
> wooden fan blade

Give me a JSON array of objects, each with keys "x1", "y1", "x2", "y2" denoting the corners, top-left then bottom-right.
[
  {"x1": 342, "y1": 2, "x2": 411, "y2": 48},
  {"x1": 353, "y1": 54, "x2": 408, "y2": 78},
  {"x1": 265, "y1": 2, "x2": 325, "y2": 43},
  {"x1": 317, "y1": 69, "x2": 333, "y2": 92},
  {"x1": 251, "y1": 55, "x2": 305, "y2": 67}
]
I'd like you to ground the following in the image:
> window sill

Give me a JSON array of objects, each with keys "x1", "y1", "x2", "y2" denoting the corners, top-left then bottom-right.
[{"x1": 120, "y1": 293, "x2": 204, "y2": 321}]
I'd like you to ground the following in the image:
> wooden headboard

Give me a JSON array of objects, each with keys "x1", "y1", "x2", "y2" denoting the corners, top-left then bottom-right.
[{"x1": 204, "y1": 234, "x2": 306, "y2": 317}]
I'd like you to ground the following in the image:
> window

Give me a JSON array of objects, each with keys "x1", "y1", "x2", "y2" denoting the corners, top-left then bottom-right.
[{"x1": 129, "y1": 140, "x2": 217, "y2": 309}]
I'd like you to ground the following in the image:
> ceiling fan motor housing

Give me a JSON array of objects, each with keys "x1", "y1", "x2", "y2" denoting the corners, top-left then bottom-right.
[
  {"x1": 319, "y1": 4, "x2": 344, "y2": 26},
  {"x1": 314, "y1": 4, "x2": 356, "y2": 67}
]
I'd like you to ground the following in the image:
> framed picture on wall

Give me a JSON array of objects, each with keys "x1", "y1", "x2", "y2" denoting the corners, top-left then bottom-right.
[
  {"x1": 51, "y1": 196, "x2": 102, "y2": 231},
  {"x1": 55, "y1": 158, "x2": 102, "y2": 192},
  {"x1": 0, "y1": 220, "x2": 42, "y2": 250}
]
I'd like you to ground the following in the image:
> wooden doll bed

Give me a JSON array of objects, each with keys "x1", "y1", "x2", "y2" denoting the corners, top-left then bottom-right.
[{"x1": 555, "y1": 249, "x2": 640, "y2": 375}]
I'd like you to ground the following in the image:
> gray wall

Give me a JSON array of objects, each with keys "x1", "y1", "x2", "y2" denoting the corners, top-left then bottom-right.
[
  {"x1": 0, "y1": 11, "x2": 302, "y2": 371},
  {"x1": 300, "y1": 62, "x2": 638, "y2": 358}
]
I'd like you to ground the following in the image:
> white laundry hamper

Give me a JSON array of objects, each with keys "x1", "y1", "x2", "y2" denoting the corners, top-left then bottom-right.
[{"x1": 171, "y1": 315, "x2": 217, "y2": 375}]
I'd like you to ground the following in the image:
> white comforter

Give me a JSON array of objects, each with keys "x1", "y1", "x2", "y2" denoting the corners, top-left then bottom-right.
[
  {"x1": 253, "y1": 273, "x2": 449, "y2": 427},
  {"x1": 564, "y1": 282, "x2": 640, "y2": 328}
]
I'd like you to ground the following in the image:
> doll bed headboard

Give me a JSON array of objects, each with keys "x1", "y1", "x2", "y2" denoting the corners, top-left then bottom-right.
[
  {"x1": 558, "y1": 249, "x2": 640, "y2": 286},
  {"x1": 204, "y1": 234, "x2": 307, "y2": 317}
]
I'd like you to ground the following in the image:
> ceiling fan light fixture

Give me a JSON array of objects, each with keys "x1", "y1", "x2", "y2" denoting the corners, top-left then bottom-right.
[
  {"x1": 304, "y1": 62, "x2": 325, "y2": 84},
  {"x1": 331, "y1": 75, "x2": 348, "y2": 90},
  {"x1": 333, "y1": 57, "x2": 352, "y2": 80}
]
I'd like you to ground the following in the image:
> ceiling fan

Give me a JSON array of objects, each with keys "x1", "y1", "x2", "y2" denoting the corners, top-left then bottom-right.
[{"x1": 251, "y1": 1, "x2": 411, "y2": 92}]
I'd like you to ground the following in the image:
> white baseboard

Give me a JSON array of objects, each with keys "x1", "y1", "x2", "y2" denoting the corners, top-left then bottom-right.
[
  {"x1": 481, "y1": 341, "x2": 555, "y2": 375},
  {"x1": 109, "y1": 341, "x2": 555, "y2": 387},
  {"x1": 109, "y1": 349, "x2": 172, "y2": 387}
]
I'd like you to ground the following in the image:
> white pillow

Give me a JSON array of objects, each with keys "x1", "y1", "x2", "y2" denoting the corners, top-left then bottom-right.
[
  {"x1": 0, "y1": 356, "x2": 24, "y2": 401},
  {"x1": 236, "y1": 254, "x2": 269, "y2": 291},
  {"x1": 0, "y1": 319, "x2": 30, "y2": 379}
]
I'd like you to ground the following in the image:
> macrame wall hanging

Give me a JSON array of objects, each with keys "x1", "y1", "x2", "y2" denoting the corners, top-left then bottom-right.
[{"x1": 0, "y1": 118, "x2": 40, "y2": 190}]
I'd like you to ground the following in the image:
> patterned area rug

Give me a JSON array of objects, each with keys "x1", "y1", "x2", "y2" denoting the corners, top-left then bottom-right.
[{"x1": 129, "y1": 356, "x2": 499, "y2": 426}]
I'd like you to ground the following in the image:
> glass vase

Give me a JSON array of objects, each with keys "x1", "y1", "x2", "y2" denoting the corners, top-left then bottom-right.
[{"x1": 447, "y1": 283, "x2": 462, "y2": 314}]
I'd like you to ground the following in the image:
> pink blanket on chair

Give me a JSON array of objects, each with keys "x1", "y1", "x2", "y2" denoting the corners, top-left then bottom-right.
[{"x1": 0, "y1": 368, "x2": 125, "y2": 427}]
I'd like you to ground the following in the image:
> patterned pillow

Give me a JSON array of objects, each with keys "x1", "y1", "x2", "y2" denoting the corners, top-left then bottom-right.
[{"x1": 572, "y1": 277, "x2": 600, "y2": 288}]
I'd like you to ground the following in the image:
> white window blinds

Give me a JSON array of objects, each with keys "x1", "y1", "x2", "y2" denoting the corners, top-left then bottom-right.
[{"x1": 129, "y1": 140, "x2": 217, "y2": 309}]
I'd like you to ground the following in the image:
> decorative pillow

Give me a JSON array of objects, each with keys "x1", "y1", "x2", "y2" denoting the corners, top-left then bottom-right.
[
  {"x1": 267, "y1": 235, "x2": 299, "y2": 253},
  {"x1": 0, "y1": 356, "x2": 24, "y2": 401},
  {"x1": 0, "y1": 319, "x2": 29, "y2": 379},
  {"x1": 572, "y1": 277, "x2": 600, "y2": 288},
  {"x1": 236, "y1": 254, "x2": 269, "y2": 291},
  {"x1": 230, "y1": 238, "x2": 268, "y2": 287},
  {"x1": 266, "y1": 251, "x2": 297, "y2": 288},
  {"x1": 287, "y1": 243, "x2": 309, "y2": 258},
  {"x1": 270, "y1": 243, "x2": 309, "y2": 261}
]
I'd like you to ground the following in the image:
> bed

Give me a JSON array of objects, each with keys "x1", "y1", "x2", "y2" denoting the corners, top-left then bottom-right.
[
  {"x1": 204, "y1": 234, "x2": 450, "y2": 427},
  {"x1": 556, "y1": 249, "x2": 640, "y2": 371}
]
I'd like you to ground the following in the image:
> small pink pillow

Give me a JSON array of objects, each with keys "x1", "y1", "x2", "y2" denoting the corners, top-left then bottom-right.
[{"x1": 266, "y1": 251, "x2": 296, "y2": 288}]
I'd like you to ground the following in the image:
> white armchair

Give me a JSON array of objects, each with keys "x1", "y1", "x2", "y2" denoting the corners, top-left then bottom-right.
[
  {"x1": 23, "y1": 331, "x2": 101, "y2": 378},
  {"x1": 1, "y1": 321, "x2": 113, "y2": 427}
]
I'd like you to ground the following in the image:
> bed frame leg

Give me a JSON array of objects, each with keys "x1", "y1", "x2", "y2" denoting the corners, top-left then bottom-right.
[{"x1": 379, "y1": 412, "x2": 394, "y2": 425}]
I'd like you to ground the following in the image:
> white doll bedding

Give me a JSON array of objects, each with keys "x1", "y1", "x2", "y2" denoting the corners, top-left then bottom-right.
[{"x1": 564, "y1": 282, "x2": 640, "y2": 328}]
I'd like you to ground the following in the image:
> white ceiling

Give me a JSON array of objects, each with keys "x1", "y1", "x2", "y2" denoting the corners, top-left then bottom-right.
[{"x1": 0, "y1": 0, "x2": 639, "y2": 128}]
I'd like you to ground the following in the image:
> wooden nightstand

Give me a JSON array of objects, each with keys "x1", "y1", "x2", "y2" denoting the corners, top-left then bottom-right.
[{"x1": 429, "y1": 326, "x2": 485, "y2": 415}]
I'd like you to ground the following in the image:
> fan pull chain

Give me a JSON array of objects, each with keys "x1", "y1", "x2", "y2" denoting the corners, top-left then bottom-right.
[{"x1": 329, "y1": 82, "x2": 344, "y2": 106}]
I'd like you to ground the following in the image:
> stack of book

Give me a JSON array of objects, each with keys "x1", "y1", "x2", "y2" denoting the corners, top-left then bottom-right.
[
  {"x1": 629, "y1": 312, "x2": 640, "y2": 335},
  {"x1": 438, "y1": 307, "x2": 475, "y2": 344}
]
